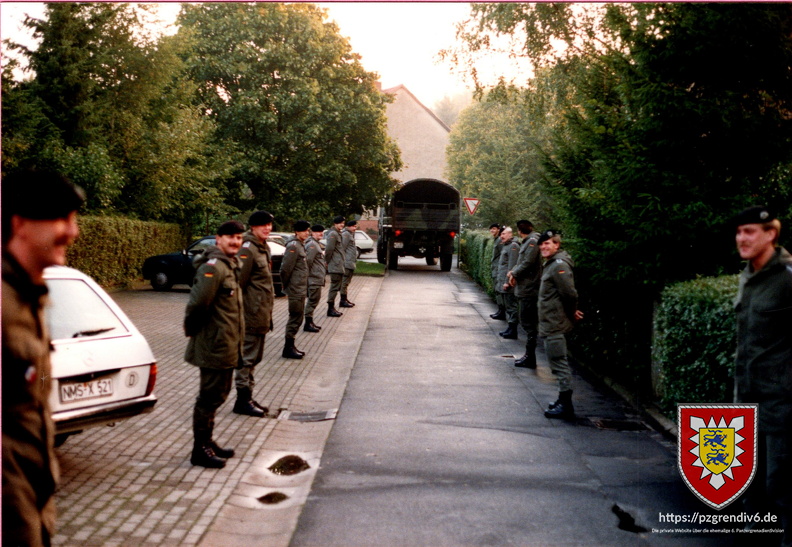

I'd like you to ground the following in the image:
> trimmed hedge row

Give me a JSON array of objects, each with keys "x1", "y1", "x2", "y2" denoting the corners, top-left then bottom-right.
[
  {"x1": 652, "y1": 275, "x2": 739, "y2": 417},
  {"x1": 65, "y1": 216, "x2": 187, "y2": 287},
  {"x1": 458, "y1": 230, "x2": 496, "y2": 296},
  {"x1": 459, "y1": 229, "x2": 739, "y2": 419}
]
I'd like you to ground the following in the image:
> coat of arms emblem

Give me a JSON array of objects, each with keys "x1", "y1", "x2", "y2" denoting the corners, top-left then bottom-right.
[{"x1": 677, "y1": 404, "x2": 758, "y2": 510}]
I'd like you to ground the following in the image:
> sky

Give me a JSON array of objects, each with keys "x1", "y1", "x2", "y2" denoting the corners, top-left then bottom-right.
[{"x1": 0, "y1": 2, "x2": 531, "y2": 109}]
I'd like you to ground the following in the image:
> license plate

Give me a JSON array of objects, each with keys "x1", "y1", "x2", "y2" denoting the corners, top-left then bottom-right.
[
  {"x1": 394, "y1": 242, "x2": 404, "y2": 249},
  {"x1": 60, "y1": 378, "x2": 114, "y2": 403}
]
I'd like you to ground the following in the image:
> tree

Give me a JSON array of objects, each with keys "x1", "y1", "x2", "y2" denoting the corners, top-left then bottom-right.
[
  {"x1": 4, "y1": 3, "x2": 229, "y2": 226},
  {"x1": 177, "y1": 2, "x2": 401, "y2": 224},
  {"x1": 433, "y1": 92, "x2": 473, "y2": 128},
  {"x1": 446, "y1": 89, "x2": 555, "y2": 229}
]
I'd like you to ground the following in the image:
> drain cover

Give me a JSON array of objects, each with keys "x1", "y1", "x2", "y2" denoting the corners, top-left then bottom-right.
[{"x1": 277, "y1": 409, "x2": 337, "y2": 422}]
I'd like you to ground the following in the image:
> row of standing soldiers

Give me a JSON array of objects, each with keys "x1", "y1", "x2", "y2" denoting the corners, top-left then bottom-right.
[
  {"x1": 183, "y1": 213, "x2": 361, "y2": 469},
  {"x1": 488, "y1": 220, "x2": 583, "y2": 421}
]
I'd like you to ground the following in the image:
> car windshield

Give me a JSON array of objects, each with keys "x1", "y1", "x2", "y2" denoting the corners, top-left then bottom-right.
[
  {"x1": 45, "y1": 278, "x2": 128, "y2": 340},
  {"x1": 188, "y1": 238, "x2": 215, "y2": 254}
]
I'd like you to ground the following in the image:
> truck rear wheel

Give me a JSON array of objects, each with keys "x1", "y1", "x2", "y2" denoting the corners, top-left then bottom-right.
[
  {"x1": 388, "y1": 247, "x2": 399, "y2": 270},
  {"x1": 440, "y1": 253, "x2": 453, "y2": 272},
  {"x1": 425, "y1": 255, "x2": 438, "y2": 266}
]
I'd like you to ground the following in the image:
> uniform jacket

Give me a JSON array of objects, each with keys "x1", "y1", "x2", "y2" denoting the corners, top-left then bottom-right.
[
  {"x1": 305, "y1": 237, "x2": 327, "y2": 288},
  {"x1": 237, "y1": 232, "x2": 274, "y2": 334},
  {"x1": 497, "y1": 238, "x2": 520, "y2": 294},
  {"x1": 325, "y1": 227, "x2": 345, "y2": 275},
  {"x1": 538, "y1": 250, "x2": 578, "y2": 336},
  {"x1": 184, "y1": 247, "x2": 244, "y2": 369},
  {"x1": 511, "y1": 231, "x2": 542, "y2": 299},
  {"x1": 2, "y1": 253, "x2": 59, "y2": 545},
  {"x1": 342, "y1": 229, "x2": 357, "y2": 270},
  {"x1": 735, "y1": 246, "x2": 792, "y2": 433},
  {"x1": 491, "y1": 237, "x2": 504, "y2": 280},
  {"x1": 280, "y1": 238, "x2": 309, "y2": 297}
]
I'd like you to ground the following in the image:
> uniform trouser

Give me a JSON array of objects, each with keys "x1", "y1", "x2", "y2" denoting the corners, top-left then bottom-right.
[
  {"x1": 341, "y1": 267, "x2": 355, "y2": 298},
  {"x1": 1, "y1": 457, "x2": 56, "y2": 547},
  {"x1": 492, "y1": 276, "x2": 503, "y2": 309},
  {"x1": 193, "y1": 367, "x2": 233, "y2": 444},
  {"x1": 742, "y1": 430, "x2": 792, "y2": 546},
  {"x1": 235, "y1": 332, "x2": 265, "y2": 390},
  {"x1": 327, "y1": 273, "x2": 343, "y2": 305},
  {"x1": 544, "y1": 333, "x2": 573, "y2": 393},
  {"x1": 285, "y1": 295, "x2": 306, "y2": 339},
  {"x1": 305, "y1": 286, "x2": 322, "y2": 319},
  {"x1": 500, "y1": 292, "x2": 518, "y2": 324},
  {"x1": 518, "y1": 294, "x2": 539, "y2": 351}
]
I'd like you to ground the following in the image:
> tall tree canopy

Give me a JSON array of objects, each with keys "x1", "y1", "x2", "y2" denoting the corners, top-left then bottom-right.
[{"x1": 177, "y1": 2, "x2": 402, "y2": 223}]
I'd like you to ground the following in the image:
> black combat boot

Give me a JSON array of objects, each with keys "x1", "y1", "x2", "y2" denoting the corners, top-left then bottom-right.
[
  {"x1": 327, "y1": 304, "x2": 343, "y2": 317},
  {"x1": 310, "y1": 318, "x2": 322, "y2": 330},
  {"x1": 499, "y1": 323, "x2": 518, "y2": 339},
  {"x1": 514, "y1": 351, "x2": 537, "y2": 369},
  {"x1": 191, "y1": 441, "x2": 226, "y2": 468},
  {"x1": 544, "y1": 390, "x2": 574, "y2": 420},
  {"x1": 490, "y1": 307, "x2": 506, "y2": 320},
  {"x1": 209, "y1": 440, "x2": 235, "y2": 459},
  {"x1": 233, "y1": 387, "x2": 265, "y2": 417},
  {"x1": 282, "y1": 338, "x2": 303, "y2": 359},
  {"x1": 339, "y1": 296, "x2": 355, "y2": 308},
  {"x1": 303, "y1": 317, "x2": 320, "y2": 332}
]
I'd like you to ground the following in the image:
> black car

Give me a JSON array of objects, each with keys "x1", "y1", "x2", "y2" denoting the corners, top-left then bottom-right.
[{"x1": 142, "y1": 236, "x2": 286, "y2": 292}]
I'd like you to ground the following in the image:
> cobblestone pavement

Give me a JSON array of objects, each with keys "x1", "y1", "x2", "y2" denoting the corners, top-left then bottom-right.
[{"x1": 52, "y1": 275, "x2": 381, "y2": 547}]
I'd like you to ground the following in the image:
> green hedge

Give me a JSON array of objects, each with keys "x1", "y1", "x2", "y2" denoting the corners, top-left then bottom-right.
[
  {"x1": 459, "y1": 230, "x2": 496, "y2": 296},
  {"x1": 652, "y1": 275, "x2": 739, "y2": 417},
  {"x1": 65, "y1": 216, "x2": 186, "y2": 287}
]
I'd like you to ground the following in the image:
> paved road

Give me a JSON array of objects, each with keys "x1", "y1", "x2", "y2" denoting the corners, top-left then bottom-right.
[{"x1": 51, "y1": 257, "x2": 743, "y2": 546}]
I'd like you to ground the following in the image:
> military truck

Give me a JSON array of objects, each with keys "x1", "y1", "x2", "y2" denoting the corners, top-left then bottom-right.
[{"x1": 377, "y1": 178, "x2": 461, "y2": 271}]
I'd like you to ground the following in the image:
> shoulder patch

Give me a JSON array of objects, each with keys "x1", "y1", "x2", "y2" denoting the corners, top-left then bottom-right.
[
  {"x1": 242, "y1": 241, "x2": 252, "y2": 248},
  {"x1": 207, "y1": 258, "x2": 218, "y2": 265}
]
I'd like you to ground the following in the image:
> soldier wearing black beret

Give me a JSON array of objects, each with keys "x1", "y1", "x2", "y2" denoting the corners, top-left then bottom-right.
[
  {"x1": 733, "y1": 206, "x2": 791, "y2": 544},
  {"x1": 280, "y1": 220, "x2": 311, "y2": 359},
  {"x1": 3, "y1": 169, "x2": 84, "y2": 545}
]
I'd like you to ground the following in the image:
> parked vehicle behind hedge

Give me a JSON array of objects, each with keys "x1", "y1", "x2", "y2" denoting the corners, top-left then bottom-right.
[{"x1": 142, "y1": 236, "x2": 286, "y2": 292}]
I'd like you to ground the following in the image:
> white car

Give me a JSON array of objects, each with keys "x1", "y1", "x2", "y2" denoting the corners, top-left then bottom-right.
[
  {"x1": 44, "y1": 266, "x2": 157, "y2": 445},
  {"x1": 320, "y1": 229, "x2": 375, "y2": 258}
]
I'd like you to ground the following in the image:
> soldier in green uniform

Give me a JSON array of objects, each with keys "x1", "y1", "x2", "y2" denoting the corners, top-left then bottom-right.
[
  {"x1": 280, "y1": 220, "x2": 311, "y2": 359},
  {"x1": 733, "y1": 206, "x2": 791, "y2": 546},
  {"x1": 304, "y1": 224, "x2": 326, "y2": 333},
  {"x1": 325, "y1": 216, "x2": 346, "y2": 317},
  {"x1": 497, "y1": 227, "x2": 521, "y2": 339},
  {"x1": 488, "y1": 223, "x2": 506, "y2": 320},
  {"x1": 3, "y1": 169, "x2": 84, "y2": 547},
  {"x1": 233, "y1": 211, "x2": 275, "y2": 418},
  {"x1": 508, "y1": 220, "x2": 542, "y2": 368},
  {"x1": 340, "y1": 220, "x2": 358, "y2": 308},
  {"x1": 184, "y1": 220, "x2": 245, "y2": 468},
  {"x1": 537, "y1": 230, "x2": 583, "y2": 420}
]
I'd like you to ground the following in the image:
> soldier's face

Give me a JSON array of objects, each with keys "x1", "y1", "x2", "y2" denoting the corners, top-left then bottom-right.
[
  {"x1": 540, "y1": 239, "x2": 560, "y2": 258},
  {"x1": 251, "y1": 223, "x2": 272, "y2": 241},
  {"x1": 736, "y1": 223, "x2": 776, "y2": 262},
  {"x1": 500, "y1": 229, "x2": 512, "y2": 243},
  {"x1": 335, "y1": 221, "x2": 345, "y2": 231},
  {"x1": 490, "y1": 227, "x2": 500, "y2": 237},
  {"x1": 11, "y1": 211, "x2": 79, "y2": 273},
  {"x1": 312, "y1": 231, "x2": 323, "y2": 241},
  {"x1": 216, "y1": 233, "x2": 243, "y2": 257},
  {"x1": 295, "y1": 229, "x2": 311, "y2": 242}
]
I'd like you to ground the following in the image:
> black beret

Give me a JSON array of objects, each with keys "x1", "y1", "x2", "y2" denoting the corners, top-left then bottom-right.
[
  {"x1": 217, "y1": 220, "x2": 245, "y2": 236},
  {"x1": 537, "y1": 229, "x2": 559, "y2": 245},
  {"x1": 248, "y1": 210, "x2": 274, "y2": 226},
  {"x1": 2, "y1": 169, "x2": 85, "y2": 221},
  {"x1": 345, "y1": 220, "x2": 358, "y2": 227},
  {"x1": 293, "y1": 220, "x2": 311, "y2": 232},
  {"x1": 333, "y1": 215, "x2": 346, "y2": 225},
  {"x1": 311, "y1": 224, "x2": 325, "y2": 232},
  {"x1": 489, "y1": 223, "x2": 501, "y2": 230},
  {"x1": 733, "y1": 205, "x2": 776, "y2": 227}
]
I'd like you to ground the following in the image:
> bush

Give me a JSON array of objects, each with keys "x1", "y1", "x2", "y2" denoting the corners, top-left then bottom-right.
[
  {"x1": 459, "y1": 230, "x2": 495, "y2": 296},
  {"x1": 66, "y1": 216, "x2": 187, "y2": 287},
  {"x1": 653, "y1": 275, "x2": 739, "y2": 418}
]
